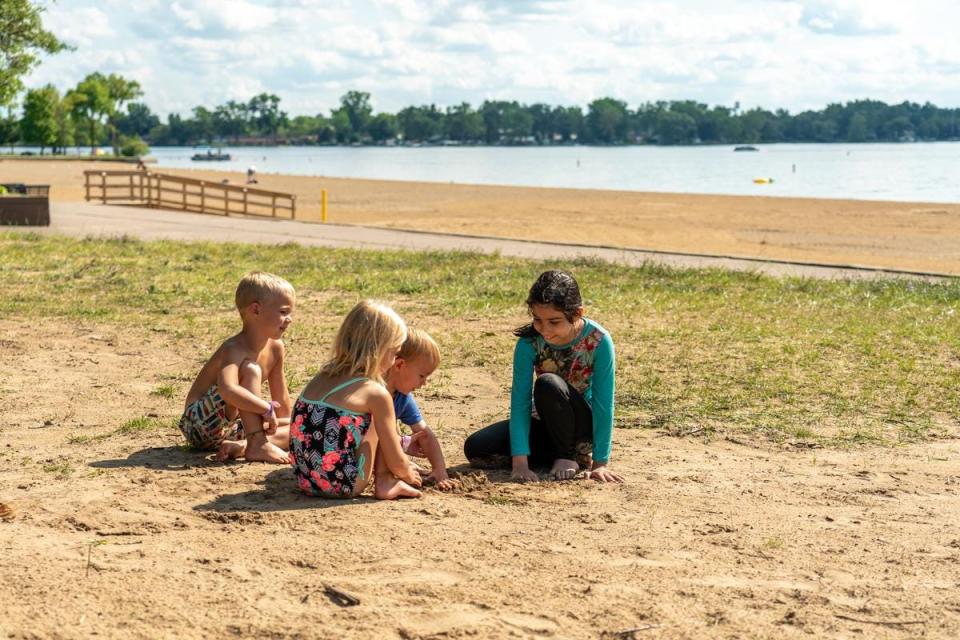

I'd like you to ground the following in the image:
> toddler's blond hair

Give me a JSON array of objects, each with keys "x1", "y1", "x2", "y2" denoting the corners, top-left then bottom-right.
[
  {"x1": 235, "y1": 271, "x2": 295, "y2": 309},
  {"x1": 321, "y1": 300, "x2": 407, "y2": 383},
  {"x1": 399, "y1": 328, "x2": 440, "y2": 370}
]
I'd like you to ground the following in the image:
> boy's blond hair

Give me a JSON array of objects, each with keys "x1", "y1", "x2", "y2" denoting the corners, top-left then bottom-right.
[
  {"x1": 320, "y1": 300, "x2": 407, "y2": 383},
  {"x1": 398, "y1": 328, "x2": 440, "y2": 370},
  {"x1": 235, "y1": 272, "x2": 295, "y2": 310}
]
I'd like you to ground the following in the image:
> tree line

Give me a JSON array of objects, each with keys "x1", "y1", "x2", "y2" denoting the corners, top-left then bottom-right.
[{"x1": 6, "y1": 88, "x2": 960, "y2": 152}]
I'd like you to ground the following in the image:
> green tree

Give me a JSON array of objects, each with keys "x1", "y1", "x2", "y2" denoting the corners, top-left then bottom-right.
[
  {"x1": 0, "y1": 0, "x2": 69, "y2": 107},
  {"x1": 104, "y1": 74, "x2": 143, "y2": 152},
  {"x1": 368, "y1": 112, "x2": 398, "y2": 143},
  {"x1": 116, "y1": 102, "x2": 160, "y2": 138},
  {"x1": 20, "y1": 83, "x2": 59, "y2": 153},
  {"x1": 846, "y1": 112, "x2": 868, "y2": 142},
  {"x1": 654, "y1": 111, "x2": 697, "y2": 144},
  {"x1": 398, "y1": 105, "x2": 443, "y2": 142},
  {"x1": 67, "y1": 73, "x2": 110, "y2": 154},
  {"x1": 248, "y1": 93, "x2": 285, "y2": 140},
  {"x1": 445, "y1": 103, "x2": 483, "y2": 142},
  {"x1": 0, "y1": 109, "x2": 19, "y2": 149},
  {"x1": 213, "y1": 100, "x2": 249, "y2": 142},
  {"x1": 191, "y1": 106, "x2": 215, "y2": 143},
  {"x1": 339, "y1": 91, "x2": 373, "y2": 140},
  {"x1": 585, "y1": 98, "x2": 628, "y2": 143}
]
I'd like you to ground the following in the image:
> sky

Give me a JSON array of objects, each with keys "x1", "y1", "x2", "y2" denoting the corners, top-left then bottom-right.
[{"x1": 24, "y1": 0, "x2": 960, "y2": 118}]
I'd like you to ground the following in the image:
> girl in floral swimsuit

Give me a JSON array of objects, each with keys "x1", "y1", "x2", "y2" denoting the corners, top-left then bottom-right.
[{"x1": 289, "y1": 300, "x2": 423, "y2": 500}]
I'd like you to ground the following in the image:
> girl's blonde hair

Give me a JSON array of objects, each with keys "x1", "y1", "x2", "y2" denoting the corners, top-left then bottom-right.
[
  {"x1": 320, "y1": 300, "x2": 407, "y2": 383},
  {"x1": 399, "y1": 328, "x2": 440, "y2": 370}
]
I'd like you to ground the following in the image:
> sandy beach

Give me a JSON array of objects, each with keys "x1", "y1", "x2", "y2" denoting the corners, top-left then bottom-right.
[{"x1": 3, "y1": 158, "x2": 959, "y2": 274}]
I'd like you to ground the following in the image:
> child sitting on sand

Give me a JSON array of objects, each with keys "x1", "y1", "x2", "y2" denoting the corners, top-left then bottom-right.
[
  {"x1": 289, "y1": 300, "x2": 423, "y2": 499},
  {"x1": 463, "y1": 270, "x2": 623, "y2": 483},
  {"x1": 385, "y1": 328, "x2": 454, "y2": 490},
  {"x1": 179, "y1": 271, "x2": 295, "y2": 464}
]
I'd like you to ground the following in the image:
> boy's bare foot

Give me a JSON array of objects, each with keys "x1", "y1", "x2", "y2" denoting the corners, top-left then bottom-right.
[
  {"x1": 244, "y1": 440, "x2": 289, "y2": 464},
  {"x1": 374, "y1": 474, "x2": 422, "y2": 500},
  {"x1": 216, "y1": 440, "x2": 246, "y2": 461},
  {"x1": 550, "y1": 458, "x2": 579, "y2": 480}
]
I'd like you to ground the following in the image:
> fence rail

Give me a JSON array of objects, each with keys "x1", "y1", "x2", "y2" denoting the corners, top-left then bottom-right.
[{"x1": 83, "y1": 170, "x2": 296, "y2": 219}]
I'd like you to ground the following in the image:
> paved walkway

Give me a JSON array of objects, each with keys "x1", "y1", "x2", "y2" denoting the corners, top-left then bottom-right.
[{"x1": 32, "y1": 202, "x2": 953, "y2": 280}]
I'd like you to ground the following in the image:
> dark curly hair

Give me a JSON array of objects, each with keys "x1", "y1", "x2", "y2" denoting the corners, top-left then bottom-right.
[{"x1": 514, "y1": 270, "x2": 583, "y2": 338}]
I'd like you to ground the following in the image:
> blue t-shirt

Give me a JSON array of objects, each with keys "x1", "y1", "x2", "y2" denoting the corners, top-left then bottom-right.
[{"x1": 393, "y1": 391, "x2": 423, "y2": 426}]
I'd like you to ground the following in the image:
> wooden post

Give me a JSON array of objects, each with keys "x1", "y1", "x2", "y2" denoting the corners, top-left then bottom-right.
[
  {"x1": 271, "y1": 195, "x2": 277, "y2": 218},
  {"x1": 291, "y1": 195, "x2": 296, "y2": 220},
  {"x1": 200, "y1": 182, "x2": 205, "y2": 214},
  {"x1": 321, "y1": 189, "x2": 328, "y2": 223},
  {"x1": 100, "y1": 172, "x2": 107, "y2": 204},
  {"x1": 182, "y1": 181, "x2": 187, "y2": 210},
  {"x1": 128, "y1": 173, "x2": 134, "y2": 200},
  {"x1": 224, "y1": 186, "x2": 230, "y2": 216},
  {"x1": 243, "y1": 188, "x2": 248, "y2": 216},
  {"x1": 138, "y1": 172, "x2": 144, "y2": 203},
  {"x1": 84, "y1": 173, "x2": 90, "y2": 201}
]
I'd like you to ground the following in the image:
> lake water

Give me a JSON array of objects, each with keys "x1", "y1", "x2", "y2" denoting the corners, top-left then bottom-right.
[{"x1": 18, "y1": 143, "x2": 960, "y2": 203}]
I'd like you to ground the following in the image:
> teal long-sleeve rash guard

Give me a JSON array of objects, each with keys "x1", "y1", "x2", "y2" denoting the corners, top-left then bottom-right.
[{"x1": 508, "y1": 318, "x2": 616, "y2": 463}]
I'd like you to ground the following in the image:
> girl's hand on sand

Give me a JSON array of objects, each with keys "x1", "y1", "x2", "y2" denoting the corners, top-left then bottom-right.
[
  {"x1": 429, "y1": 473, "x2": 457, "y2": 491},
  {"x1": 587, "y1": 465, "x2": 624, "y2": 483}
]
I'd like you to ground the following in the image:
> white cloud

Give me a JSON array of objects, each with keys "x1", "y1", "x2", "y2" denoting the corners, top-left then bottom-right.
[{"x1": 21, "y1": 0, "x2": 960, "y2": 117}]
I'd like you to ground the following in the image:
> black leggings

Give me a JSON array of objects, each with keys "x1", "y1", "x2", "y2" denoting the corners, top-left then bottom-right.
[{"x1": 464, "y1": 373, "x2": 593, "y2": 467}]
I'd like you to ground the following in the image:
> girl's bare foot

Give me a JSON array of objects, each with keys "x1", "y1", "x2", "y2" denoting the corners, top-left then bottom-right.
[
  {"x1": 550, "y1": 458, "x2": 579, "y2": 480},
  {"x1": 244, "y1": 440, "x2": 289, "y2": 464},
  {"x1": 216, "y1": 440, "x2": 245, "y2": 461},
  {"x1": 374, "y1": 474, "x2": 422, "y2": 499}
]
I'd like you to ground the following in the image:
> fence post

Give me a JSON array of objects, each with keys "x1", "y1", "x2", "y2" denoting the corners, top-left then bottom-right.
[
  {"x1": 129, "y1": 173, "x2": 134, "y2": 200},
  {"x1": 182, "y1": 181, "x2": 187, "y2": 210},
  {"x1": 321, "y1": 189, "x2": 327, "y2": 223},
  {"x1": 243, "y1": 188, "x2": 248, "y2": 216},
  {"x1": 100, "y1": 172, "x2": 107, "y2": 204},
  {"x1": 84, "y1": 173, "x2": 90, "y2": 201},
  {"x1": 200, "y1": 182, "x2": 205, "y2": 213},
  {"x1": 271, "y1": 195, "x2": 277, "y2": 218},
  {"x1": 291, "y1": 195, "x2": 296, "y2": 220},
  {"x1": 224, "y1": 187, "x2": 230, "y2": 216}
]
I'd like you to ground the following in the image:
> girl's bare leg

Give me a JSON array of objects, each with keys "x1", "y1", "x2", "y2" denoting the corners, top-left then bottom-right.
[{"x1": 374, "y1": 443, "x2": 422, "y2": 499}]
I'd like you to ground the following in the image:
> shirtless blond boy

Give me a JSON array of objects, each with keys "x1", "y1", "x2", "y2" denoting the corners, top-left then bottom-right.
[{"x1": 178, "y1": 271, "x2": 294, "y2": 464}]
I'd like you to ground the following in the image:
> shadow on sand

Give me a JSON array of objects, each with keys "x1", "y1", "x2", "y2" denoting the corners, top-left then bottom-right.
[{"x1": 89, "y1": 445, "x2": 219, "y2": 471}]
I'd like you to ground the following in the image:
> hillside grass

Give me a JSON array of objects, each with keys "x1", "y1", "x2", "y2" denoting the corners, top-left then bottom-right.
[{"x1": 3, "y1": 231, "x2": 959, "y2": 446}]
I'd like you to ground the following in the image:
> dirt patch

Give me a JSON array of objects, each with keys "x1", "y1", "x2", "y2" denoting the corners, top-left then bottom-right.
[{"x1": 2, "y1": 317, "x2": 960, "y2": 638}]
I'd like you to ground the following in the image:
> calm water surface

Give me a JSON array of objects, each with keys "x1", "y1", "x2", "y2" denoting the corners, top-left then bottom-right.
[{"x1": 32, "y1": 143, "x2": 960, "y2": 203}]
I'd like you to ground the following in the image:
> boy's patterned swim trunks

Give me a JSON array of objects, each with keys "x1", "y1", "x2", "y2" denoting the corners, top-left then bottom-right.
[{"x1": 178, "y1": 384, "x2": 243, "y2": 449}]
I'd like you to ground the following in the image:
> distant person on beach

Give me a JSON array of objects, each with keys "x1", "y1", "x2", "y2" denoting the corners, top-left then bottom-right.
[
  {"x1": 385, "y1": 328, "x2": 455, "y2": 490},
  {"x1": 463, "y1": 270, "x2": 622, "y2": 483},
  {"x1": 289, "y1": 300, "x2": 423, "y2": 499},
  {"x1": 246, "y1": 166, "x2": 258, "y2": 184},
  {"x1": 136, "y1": 157, "x2": 146, "y2": 171},
  {"x1": 179, "y1": 272, "x2": 295, "y2": 464}
]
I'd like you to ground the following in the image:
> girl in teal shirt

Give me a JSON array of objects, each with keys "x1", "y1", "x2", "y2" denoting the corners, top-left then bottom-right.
[{"x1": 464, "y1": 270, "x2": 622, "y2": 483}]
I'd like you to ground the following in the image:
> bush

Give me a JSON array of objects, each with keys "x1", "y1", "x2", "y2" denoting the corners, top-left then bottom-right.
[{"x1": 119, "y1": 135, "x2": 149, "y2": 157}]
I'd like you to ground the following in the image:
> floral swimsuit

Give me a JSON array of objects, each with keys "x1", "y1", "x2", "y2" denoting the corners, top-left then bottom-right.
[{"x1": 289, "y1": 377, "x2": 373, "y2": 498}]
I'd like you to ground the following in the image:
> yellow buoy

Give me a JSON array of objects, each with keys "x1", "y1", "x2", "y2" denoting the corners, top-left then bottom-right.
[{"x1": 753, "y1": 177, "x2": 774, "y2": 184}]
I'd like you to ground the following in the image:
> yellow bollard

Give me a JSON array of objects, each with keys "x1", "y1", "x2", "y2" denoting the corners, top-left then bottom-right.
[{"x1": 321, "y1": 189, "x2": 328, "y2": 223}]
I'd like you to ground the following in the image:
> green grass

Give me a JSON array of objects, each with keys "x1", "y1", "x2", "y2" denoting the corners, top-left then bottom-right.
[
  {"x1": 151, "y1": 384, "x2": 177, "y2": 399},
  {"x1": 116, "y1": 415, "x2": 175, "y2": 435},
  {"x1": 3, "y1": 231, "x2": 959, "y2": 447}
]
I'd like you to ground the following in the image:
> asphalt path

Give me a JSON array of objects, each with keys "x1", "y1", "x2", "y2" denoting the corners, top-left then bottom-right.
[{"x1": 26, "y1": 202, "x2": 955, "y2": 281}]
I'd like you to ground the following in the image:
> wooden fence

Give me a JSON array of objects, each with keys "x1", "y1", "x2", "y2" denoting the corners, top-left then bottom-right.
[{"x1": 83, "y1": 170, "x2": 296, "y2": 219}]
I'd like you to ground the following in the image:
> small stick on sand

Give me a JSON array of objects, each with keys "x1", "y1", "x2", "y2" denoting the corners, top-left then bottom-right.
[
  {"x1": 323, "y1": 583, "x2": 360, "y2": 607},
  {"x1": 835, "y1": 614, "x2": 925, "y2": 627}
]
